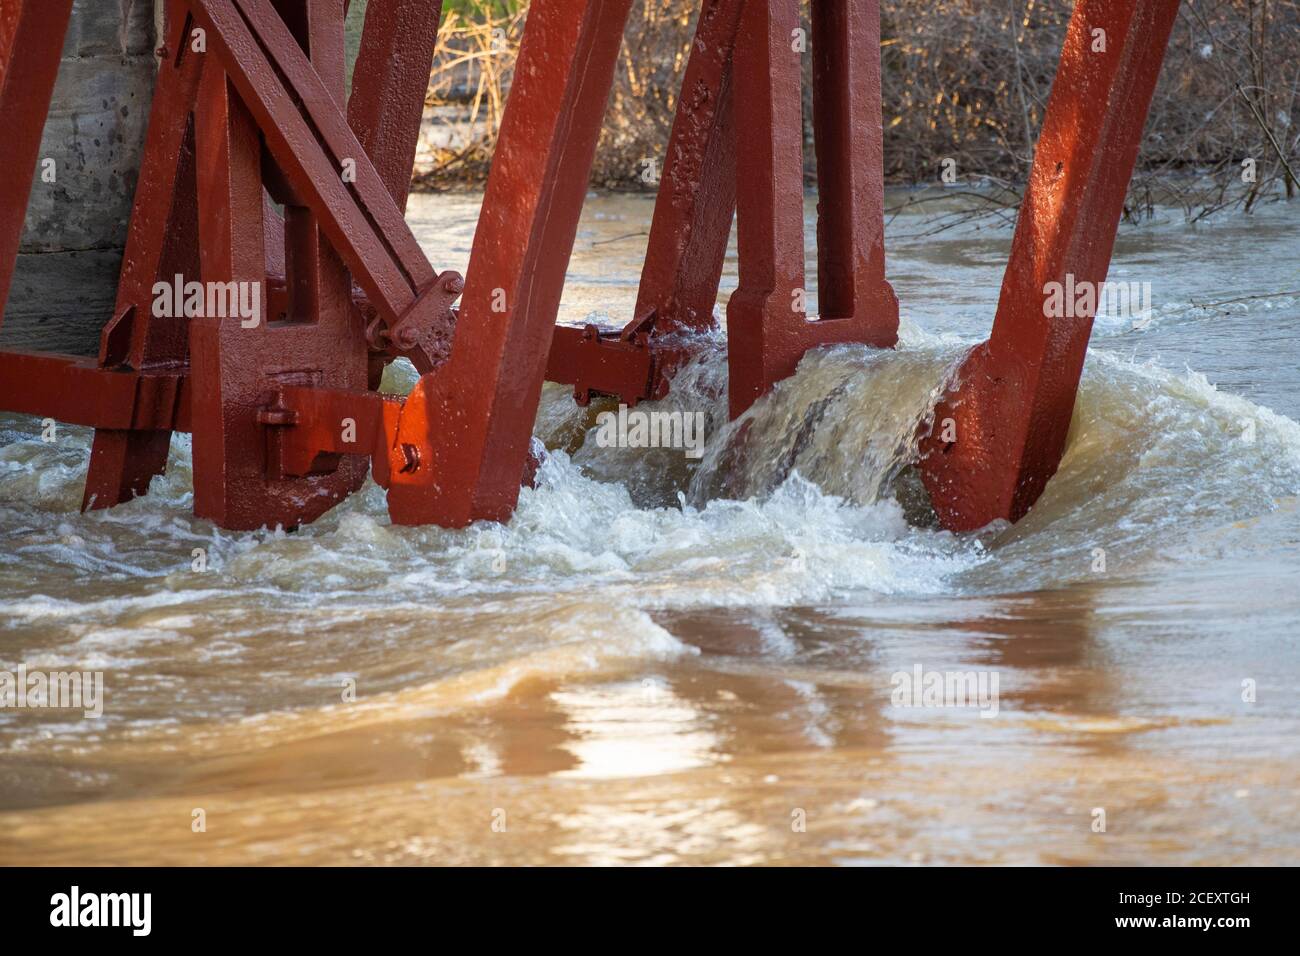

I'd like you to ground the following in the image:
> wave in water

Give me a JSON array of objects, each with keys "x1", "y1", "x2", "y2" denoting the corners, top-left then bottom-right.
[{"x1": 2, "y1": 327, "x2": 1299, "y2": 742}]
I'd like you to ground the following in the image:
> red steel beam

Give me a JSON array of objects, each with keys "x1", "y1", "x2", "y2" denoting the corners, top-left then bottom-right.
[
  {"x1": 347, "y1": 0, "x2": 443, "y2": 214},
  {"x1": 919, "y1": 0, "x2": 1181, "y2": 531},
  {"x1": 346, "y1": 0, "x2": 446, "y2": 385},
  {"x1": 725, "y1": 0, "x2": 805, "y2": 419},
  {"x1": 545, "y1": 0, "x2": 744, "y2": 409},
  {"x1": 0, "y1": 351, "x2": 189, "y2": 432},
  {"x1": 97, "y1": 0, "x2": 205, "y2": 373},
  {"x1": 387, "y1": 0, "x2": 634, "y2": 527},
  {"x1": 0, "y1": 0, "x2": 75, "y2": 323},
  {"x1": 810, "y1": 0, "x2": 897, "y2": 341},
  {"x1": 726, "y1": 0, "x2": 896, "y2": 420},
  {"x1": 275, "y1": 0, "x2": 350, "y2": 349},
  {"x1": 82, "y1": 0, "x2": 206, "y2": 511},
  {"x1": 184, "y1": 0, "x2": 460, "y2": 370},
  {"x1": 545, "y1": 324, "x2": 669, "y2": 407},
  {"x1": 633, "y1": 0, "x2": 743, "y2": 338},
  {"x1": 189, "y1": 0, "x2": 372, "y2": 530}
]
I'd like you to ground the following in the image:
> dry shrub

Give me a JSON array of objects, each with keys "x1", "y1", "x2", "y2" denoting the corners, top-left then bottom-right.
[
  {"x1": 874, "y1": 0, "x2": 1299, "y2": 215},
  {"x1": 593, "y1": 0, "x2": 699, "y2": 187},
  {"x1": 414, "y1": 1, "x2": 526, "y2": 186},
  {"x1": 417, "y1": 0, "x2": 1299, "y2": 217}
]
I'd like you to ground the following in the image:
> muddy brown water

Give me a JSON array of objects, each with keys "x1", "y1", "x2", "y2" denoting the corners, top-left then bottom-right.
[{"x1": 1, "y1": 192, "x2": 1298, "y2": 865}]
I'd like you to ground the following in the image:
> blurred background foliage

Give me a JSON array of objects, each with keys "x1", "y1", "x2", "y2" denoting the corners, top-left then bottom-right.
[{"x1": 379, "y1": 0, "x2": 1297, "y2": 218}]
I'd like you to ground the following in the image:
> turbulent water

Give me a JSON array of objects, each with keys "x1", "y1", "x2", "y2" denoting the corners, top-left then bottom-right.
[{"x1": 1, "y1": 192, "x2": 1298, "y2": 865}]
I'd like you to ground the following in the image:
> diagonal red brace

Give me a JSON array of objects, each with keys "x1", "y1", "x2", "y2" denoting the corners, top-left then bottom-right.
[
  {"x1": 82, "y1": 0, "x2": 206, "y2": 512},
  {"x1": 387, "y1": 0, "x2": 634, "y2": 527},
  {"x1": 185, "y1": 0, "x2": 461, "y2": 369},
  {"x1": 631, "y1": 0, "x2": 744, "y2": 343},
  {"x1": 919, "y1": 0, "x2": 1181, "y2": 531}
]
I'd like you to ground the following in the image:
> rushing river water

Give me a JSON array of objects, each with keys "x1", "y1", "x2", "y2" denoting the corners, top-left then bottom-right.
[{"x1": 1, "y1": 191, "x2": 1298, "y2": 865}]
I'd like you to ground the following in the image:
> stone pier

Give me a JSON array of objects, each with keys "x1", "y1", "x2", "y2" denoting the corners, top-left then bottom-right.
[
  {"x1": 1, "y1": 0, "x2": 371, "y2": 356},
  {"x1": 2, "y1": 1, "x2": 158, "y2": 355}
]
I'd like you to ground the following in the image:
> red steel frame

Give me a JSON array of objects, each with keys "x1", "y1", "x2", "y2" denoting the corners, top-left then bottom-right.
[
  {"x1": 726, "y1": 0, "x2": 898, "y2": 418},
  {"x1": 918, "y1": 0, "x2": 1183, "y2": 530},
  {"x1": 82, "y1": 0, "x2": 203, "y2": 513},
  {"x1": 0, "y1": 0, "x2": 1181, "y2": 534}
]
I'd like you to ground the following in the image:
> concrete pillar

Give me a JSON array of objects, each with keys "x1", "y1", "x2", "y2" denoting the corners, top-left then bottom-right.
[
  {"x1": 2, "y1": 1, "x2": 378, "y2": 356},
  {"x1": 1, "y1": 1, "x2": 158, "y2": 355}
]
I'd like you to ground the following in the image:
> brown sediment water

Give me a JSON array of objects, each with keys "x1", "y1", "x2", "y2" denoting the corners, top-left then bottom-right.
[{"x1": 1, "y1": 192, "x2": 1298, "y2": 865}]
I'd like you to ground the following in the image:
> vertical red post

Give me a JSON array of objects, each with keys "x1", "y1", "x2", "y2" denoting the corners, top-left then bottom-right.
[
  {"x1": 191, "y1": 58, "x2": 271, "y2": 528},
  {"x1": 347, "y1": 0, "x2": 445, "y2": 387},
  {"x1": 274, "y1": 0, "x2": 351, "y2": 342},
  {"x1": 191, "y1": 0, "x2": 369, "y2": 530},
  {"x1": 725, "y1": 0, "x2": 807, "y2": 419},
  {"x1": 83, "y1": 0, "x2": 204, "y2": 511},
  {"x1": 919, "y1": 0, "x2": 1181, "y2": 531},
  {"x1": 810, "y1": 0, "x2": 897, "y2": 340},
  {"x1": 387, "y1": 0, "x2": 634, "y2": 527},
  {"x1": 726, "y1": 0, "x2": 896, "y2": 419},
  {"x1": 0, "y1": 0, "x2": 75, "y2": 325}
]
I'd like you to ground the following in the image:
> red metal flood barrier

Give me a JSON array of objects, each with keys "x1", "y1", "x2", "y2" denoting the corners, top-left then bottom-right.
[{"x1": 0, "y1": 0, "x2": 1179, "y2": 534}]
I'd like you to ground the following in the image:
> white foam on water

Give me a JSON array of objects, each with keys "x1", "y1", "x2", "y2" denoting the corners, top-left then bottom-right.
[
  {"x1": 5, "y1": 334, "x2": 1299, "y2": 616},
  {"x1": 3, "y1": 319, "x2": 1300, "y2": 743}
]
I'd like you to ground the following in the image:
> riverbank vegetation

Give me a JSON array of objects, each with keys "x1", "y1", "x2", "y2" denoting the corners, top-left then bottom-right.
[{"x1": 411, "y1": 0, "x2": 1297, "y2": 221}]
